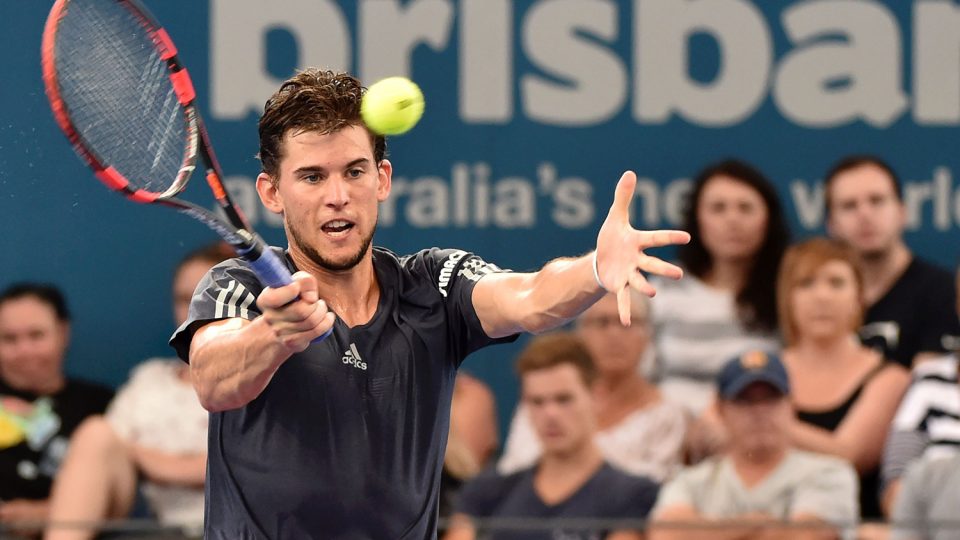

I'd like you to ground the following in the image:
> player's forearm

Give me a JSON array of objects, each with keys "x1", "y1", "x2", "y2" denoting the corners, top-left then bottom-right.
[
  {"x1": 483, "y1": 254, "x2": 604, "y2": 336},
  {"x1": 190, "y1": 317, "x2": 291, "y2": 412}
]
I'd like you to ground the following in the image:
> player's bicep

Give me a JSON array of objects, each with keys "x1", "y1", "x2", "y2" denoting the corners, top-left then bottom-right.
[
  {"x1": 190, "y1": 318, "x2": 252, "y2": 359},
  {"x1": 472, "y1": 271, "x2": 536, "y2": 338}
]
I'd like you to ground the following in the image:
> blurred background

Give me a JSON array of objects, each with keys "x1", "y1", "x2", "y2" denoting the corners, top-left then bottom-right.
[{"x1": 2, "y1": 0, "x2": 958, "y2": 436}]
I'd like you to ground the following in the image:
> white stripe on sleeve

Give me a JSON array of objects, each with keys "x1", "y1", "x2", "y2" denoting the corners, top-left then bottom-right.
[{"x1": 214, "y1": 280, "x2": 237, "y2": 319}]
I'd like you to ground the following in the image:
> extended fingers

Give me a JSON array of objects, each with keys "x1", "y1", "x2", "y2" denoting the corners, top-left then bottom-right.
[
  {"x1": 635, "y1": 253, "x2": 684, "y2": 280},
  {"x1": 641, "y1": 230, "x2": 691, "y2": 248}
]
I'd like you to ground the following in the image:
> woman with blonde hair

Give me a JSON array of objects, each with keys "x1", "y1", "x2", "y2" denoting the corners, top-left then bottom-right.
[{"x1": 779, "y1": 237, "x2": 910, "y2": 519}]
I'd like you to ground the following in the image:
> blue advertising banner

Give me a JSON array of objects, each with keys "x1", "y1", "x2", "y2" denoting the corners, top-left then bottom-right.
[{"x1": 2, "y1": 0, "x2": 959, "y2": 430}]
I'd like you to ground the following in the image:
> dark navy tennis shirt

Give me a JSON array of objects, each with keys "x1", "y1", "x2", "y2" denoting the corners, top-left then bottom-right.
[{"x1": 171, "y1": 247, "x2": 515, "y2": 539}]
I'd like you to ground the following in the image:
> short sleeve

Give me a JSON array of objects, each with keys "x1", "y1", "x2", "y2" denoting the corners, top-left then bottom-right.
[
  {"x1": 454, "y1": 468, "x2": 510, "y2": 518},
  {"x1": 169, "y1": 257, "x2": 265, "y2": 362},
  {"x1": 790, "y1": 459, "x2": 859, "y2": 527},
  {"x1": 402, "y1": 248, "x2": 518, "y2": 360}
]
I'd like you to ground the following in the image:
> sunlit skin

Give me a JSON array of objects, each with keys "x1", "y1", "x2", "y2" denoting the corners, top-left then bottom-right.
[
  {"x1": 523, "y1": 364, "x2": 597, "y2": 457},
  {"x1": 827, "y1": 164, "x2": 906, "y2": 260},
  {"x1": 256, "y1": 125, "x2": 392, "y2": 275},
  {"x1": 0, "y1": 297, "x2": 69, "y2": 395},
  {"x1": 697, "y1": 175, "x2": 769, "y2": 264},
  {"x1": 789, "y1": 260, "x2": 862, "y2": 344}
]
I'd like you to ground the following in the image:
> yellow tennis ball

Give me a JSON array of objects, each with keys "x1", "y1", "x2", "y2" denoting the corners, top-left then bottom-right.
[{"x1": 361, "y1": 77, "x2": 425, "y2": 136}]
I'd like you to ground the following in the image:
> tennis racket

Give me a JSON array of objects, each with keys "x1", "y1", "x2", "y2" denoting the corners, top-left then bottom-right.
[{"x1": 41, "y1": 0, "x2": 331, "y2": 340}]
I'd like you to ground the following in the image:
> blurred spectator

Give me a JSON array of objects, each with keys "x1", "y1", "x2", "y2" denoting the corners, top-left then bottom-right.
[
  {"x1": 445, "y1": 333, "x2": 658, "y2": 540},
  {"x1": 779, "y1": 238, "x2": 910, "y2": 519},
  {"x1": 0, "y1": 284, "x2": 113, "y2": 535},
  {"x1": 651, "y1": 159, "x2": 790, "y2": 415},
  {"x1": 440, "y1": 372, "x2": 498, "y2": 522},
  {"x1": 43, "y1": 243, "x2": 232, "y2": 540},
  {"x1": 890, "y1": 358, "x2": 960, "y2": 540},
  {"x1": 650, "y1": 350, "x2": 858, "y2": 540},
  {"x1": 880, "y1": 266, "x2": 960, "y2": 516},
  {"x1": 498, "y1": 292, "x2": 686, "y2": 482},
  {"x1": 824, "y1": 155, "x2": 960, "y2": 368}
]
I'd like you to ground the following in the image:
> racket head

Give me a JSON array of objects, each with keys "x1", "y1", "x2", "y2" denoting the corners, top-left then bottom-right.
[{"x1": 41, "y1": 0, "x2": 200, "y2": 203}]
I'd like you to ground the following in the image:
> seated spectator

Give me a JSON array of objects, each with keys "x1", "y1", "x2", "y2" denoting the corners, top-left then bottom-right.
[
  {"x1": 779, "y1": 238, "x2": 910, "y2": 519},
  {"x1": 650, "y1": 350, "x2": 858, "y2": 540},
  {"x1": 440, "y1": 371, "x2": 499, "y2": 522},
  {"x1": 0, "y1": 284, "x2": 113, "y2": 535},
  {"x1": 43, "y1": 243, "x2": 232, "y2": 540},
  {"x1": 499, "y1": 292, "x2": 686, "y2": 482},
  {"x1": 881, "y1": 266, "x2": 960, "y2": 516},
  {"x1": 890, "y1": 361, "x2": 960, "y2": 540},
  {"x1": 823, "y1": 155, "x2": 960, "y2": 368},
  {"x1": 445, "y1": 333, "x2": 659, "y2": 540},
  {"x1": 651, "y1": 159, "x2": 789, "y2": 416}
]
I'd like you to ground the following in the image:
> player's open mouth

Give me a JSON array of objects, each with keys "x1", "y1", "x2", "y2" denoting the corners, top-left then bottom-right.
[{"x1": 322, "y1": 220, "x2": 355, "y2": 237}]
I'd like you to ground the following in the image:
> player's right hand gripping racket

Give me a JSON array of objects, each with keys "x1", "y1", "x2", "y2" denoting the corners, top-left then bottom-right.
[{"x1": 41, "y1": 0, "x2": 331, "y2": 341}]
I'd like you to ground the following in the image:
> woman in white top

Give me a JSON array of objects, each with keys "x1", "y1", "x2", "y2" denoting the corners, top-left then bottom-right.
[
  {"x1": 45, "y1": 243, "x2": 233, "y2": 540},
  {"x1": 651, "y1": 159, "x2": 791, "y2": 416},
  {"x1": 498, "y1": 292, "x2": 687, "y2": 482}
]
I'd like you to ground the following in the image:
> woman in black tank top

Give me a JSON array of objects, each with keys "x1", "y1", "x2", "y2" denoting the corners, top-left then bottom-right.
[{"x1": 776, "y1": 239, "x2": 910, "y2": 519}]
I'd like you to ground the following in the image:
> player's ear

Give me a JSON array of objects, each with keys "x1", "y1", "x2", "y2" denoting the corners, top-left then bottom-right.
[
  {"x1": 256, "y1": 172, "x2": 284, "y2": 214},
  {"x1": 376, "y1": 159, "x2": 392, "y2": 202}
]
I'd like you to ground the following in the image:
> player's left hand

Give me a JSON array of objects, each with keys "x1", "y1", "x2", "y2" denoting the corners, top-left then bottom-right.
[{"x1": 596, "y1": 171, "x2": 690, "y2": 325}]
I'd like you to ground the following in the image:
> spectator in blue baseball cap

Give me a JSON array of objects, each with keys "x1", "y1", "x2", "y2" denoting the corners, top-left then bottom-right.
[{"x1": 650, "y1": 350, "x2": 859, "y2": 540}]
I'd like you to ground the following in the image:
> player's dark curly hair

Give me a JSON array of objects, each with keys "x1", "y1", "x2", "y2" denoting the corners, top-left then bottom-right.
[
  {"x1": 258, "y1": 69, "x2": 387, "y2": 179},
  {"x1": 677, "y1": 159, "x2": 791, "y2": 333}
]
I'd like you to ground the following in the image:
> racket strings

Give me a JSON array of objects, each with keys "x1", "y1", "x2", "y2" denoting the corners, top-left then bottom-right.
[{"x1": 53, "y1": 0, "x2": 189, "y2": 194}]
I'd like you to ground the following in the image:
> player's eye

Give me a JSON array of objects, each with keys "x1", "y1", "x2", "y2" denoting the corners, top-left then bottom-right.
[
  {"x1": 347, "y1": 168, "x2": 364, "y2": 179},
  {"x1": 301, "y1": 173, "x2": 324, "y2": 184}
]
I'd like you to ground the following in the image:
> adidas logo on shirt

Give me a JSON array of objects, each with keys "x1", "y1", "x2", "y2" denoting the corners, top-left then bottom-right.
[{"x1": 341, "y1": 343, "x2": 367, "y2": 371}]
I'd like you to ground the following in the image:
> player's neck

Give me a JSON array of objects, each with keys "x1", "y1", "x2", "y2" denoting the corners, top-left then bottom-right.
[
  {"x1": 291, "y1": 249, "x2": 381, "y2": 327},
  {"x1": 858, "y1": 241, "x2": 912, "y2": 306}
]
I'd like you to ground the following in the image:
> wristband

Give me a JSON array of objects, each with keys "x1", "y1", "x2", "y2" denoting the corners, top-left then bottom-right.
[{"x1": 592, "y1": 252, "x2": 607, "y2": 291}]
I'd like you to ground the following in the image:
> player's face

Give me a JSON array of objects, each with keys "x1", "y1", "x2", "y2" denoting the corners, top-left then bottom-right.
[
  {"x1": 697, "y1": 175, "x2": 769, "y2": 264},
  {"x1": 258, "y1": 125, "x2": 392, "y2": 272},
  {"x1": 827, "y1": 164, "x2": 905, "y2": 259},
  {"x1": 789, "y1": 260, "x2": 862, "y2": 342},
  {"x1": 523, "y1": 363, "x2": 596, "y2": 457},
  {"x1": 576, "y1": 294, "x2": 648, "y2": 376},
  {"x1": 172, "y1": 259, "x2": 217, "y2": 327},
  {"x1": 720, "y1": 382, "x2": 791, "y2": 456},
  {"x1": 0, "y1": 297, "x2": 68, "y2": 393}
]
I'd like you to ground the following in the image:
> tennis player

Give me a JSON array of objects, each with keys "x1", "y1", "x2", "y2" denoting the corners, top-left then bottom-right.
[{"x1": 170, "y1": 69, "x2": 689, "y2": 539}]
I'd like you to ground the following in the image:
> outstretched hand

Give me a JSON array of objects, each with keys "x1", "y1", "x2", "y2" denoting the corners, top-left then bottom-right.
[{"x1": 596, "y1": 171, "x2": 691, "y2": 325}]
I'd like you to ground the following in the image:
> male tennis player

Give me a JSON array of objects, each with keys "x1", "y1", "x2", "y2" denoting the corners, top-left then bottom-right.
[{"x1": 171, "y1": 69, "x2": 689, "y2": 539}]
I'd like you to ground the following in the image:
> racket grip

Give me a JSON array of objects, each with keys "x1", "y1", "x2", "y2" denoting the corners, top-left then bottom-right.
[
  {"x1": 246, "y1": 245, "x2": 293, "y2": 288},
  {"x1": 244, "y1": 243, "x2": 333, "y2": 343}
]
